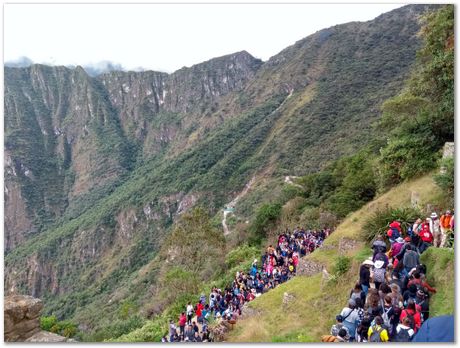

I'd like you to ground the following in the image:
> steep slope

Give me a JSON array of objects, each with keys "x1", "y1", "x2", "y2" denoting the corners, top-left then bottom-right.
[
  {"x1": 226, "y1": 174, "x2": 448, "y2": 342},
  {"x1": 4, "y1": 51, "x2": 262, "y2": 251},
  {"x1": 3, "y1": 4, "x2": 441, "y2": 338}
]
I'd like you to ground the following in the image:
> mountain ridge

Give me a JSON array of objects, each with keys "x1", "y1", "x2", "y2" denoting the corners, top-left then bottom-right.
[{"x1": 4, "y1": 4, "x2": 442, "y2": 339}]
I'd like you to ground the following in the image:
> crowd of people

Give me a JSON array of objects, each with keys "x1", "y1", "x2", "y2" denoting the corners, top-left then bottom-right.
[
  {"x1": 163, "y1": 227, "x2": 331, "y2": 342},
  {"x1": 322, "y1": 209, "x2": 454, "y2": 343}
]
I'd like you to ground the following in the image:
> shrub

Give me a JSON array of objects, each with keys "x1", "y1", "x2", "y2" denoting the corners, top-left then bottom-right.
[
  {"x1": 333, "y1": 256, "x2": 351, "y2": 277},
  {"x1": 361, "y1": 206, "x2": 423, "y2": 243},
  {"x1": 40, "y1": 315, "x2": 58, "y2": 331},
  {"x1": 225, "y1": 244, "x2": 260, "y2": 269},
  {"x1": 250, "y1": 203, "x2": 282, "y2": 243}
]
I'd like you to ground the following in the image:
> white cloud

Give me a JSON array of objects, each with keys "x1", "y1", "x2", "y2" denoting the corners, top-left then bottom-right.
[{"x1": 4, "y1": 3, "x2": 405, "y2": 73}]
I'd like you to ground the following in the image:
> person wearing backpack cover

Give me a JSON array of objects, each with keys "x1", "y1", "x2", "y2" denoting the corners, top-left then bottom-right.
[
  {"x1": 387, "y1": 221, "x2": 401, "y2": 245},
  {"x1": 367, "y1": 316, "x2": 389, "y2": 342},
  {"x1": 393, "y1": 316, "x2": 415, "y2": 342},
  {"x1": 400, "y1": 299, "x2": 422, "y2": 333}
]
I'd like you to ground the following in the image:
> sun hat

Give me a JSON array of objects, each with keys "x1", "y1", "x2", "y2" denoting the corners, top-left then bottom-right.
[
  {"x1": 374, "y1": 260, "x2": 385, "y2": 269},
  {"x1": 362, "y1": 259, "x2": 374, "y2": 266},
  {"x1": 396, "y1": 237, "x2": 404, "y2": 243},
  {"x1": 431, "y1": 212, "x2": 438, "y2": 219}
]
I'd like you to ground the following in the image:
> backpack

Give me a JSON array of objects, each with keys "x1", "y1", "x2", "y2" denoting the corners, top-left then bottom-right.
[
  {"x1": 382, "y1": 307, "x2": 392, "y2": 328},
  {"x1": 404, "y1": 310, "x2": 416, "y2": 330},
  {"x1": 373, "y1": 268, "x2": 386, "y2": 283},
  {"x1": 369, "y1": 326, "x2": 383, "y2": 342},
  {"x1": 393, "y1": 327, "x2": 411, "y2": 342}
]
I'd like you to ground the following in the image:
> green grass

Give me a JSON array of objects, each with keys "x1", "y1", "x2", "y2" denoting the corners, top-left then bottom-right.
[{"x1": 420, "y1": 247, "x2": 454, "y2": 316}]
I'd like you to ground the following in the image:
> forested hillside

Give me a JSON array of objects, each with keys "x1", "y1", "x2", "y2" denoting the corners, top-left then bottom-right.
[{"x1": 4, "y1": 4, "x2": 450, "y2": 341}]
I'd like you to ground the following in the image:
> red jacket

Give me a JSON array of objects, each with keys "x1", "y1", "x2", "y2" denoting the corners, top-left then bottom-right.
[
  {"x1": 196, "y1": 302, "x2": 204, "y2": 317},
  {"x1": 419, "y1": 228, "x2": 433, "y2": 243},
  {"x1": 400, "y1": 308, "x2": 422, "y2": 332},
  {"x1": 179, "y1": 314, "x2": 187, "y2": 326}
]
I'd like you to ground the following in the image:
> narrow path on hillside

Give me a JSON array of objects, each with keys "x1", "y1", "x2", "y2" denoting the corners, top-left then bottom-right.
[
  {"x1": 221, "y1": 86, "x2": 294, "y2": 236},
  {"x1": 222, "y1": 176, "x2": 255, "y2": 236}
]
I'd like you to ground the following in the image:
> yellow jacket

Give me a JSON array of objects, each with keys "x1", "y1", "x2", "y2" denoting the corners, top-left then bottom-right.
[{"x1": 367, "y1": 325, "x2": 389, "y2": 342}]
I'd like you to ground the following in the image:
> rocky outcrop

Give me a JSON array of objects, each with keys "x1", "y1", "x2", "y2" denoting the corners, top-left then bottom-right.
[{"x1": 4, "y1": 295, "x2": 69, "y2": 342}]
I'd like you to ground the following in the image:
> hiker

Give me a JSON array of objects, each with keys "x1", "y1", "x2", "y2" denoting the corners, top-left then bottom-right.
[
  {"x1": 330, "y1": 315, "x2": 350, "y2": 338},
  {"x1": 356, "y1": 317, "x2": 372, "y2": 342},
  {"x1": 387, "y1": 221, "x2": 401, "y2": 245},
  {"x1": 184, "y1": 324, "x2": 195, "y2": 342},
  {"x1": 340, "y1": 299, "x2": 359, "y2": 342},
  {"x1": 186, "y1": 302, "x2": 194, "y2": 325},
  {"x1": 322, "y1": 328, "x2": 348, "y2": 342},
  {"x1": 412, "y1": 218, "x2": 423, "y2": 235},
  {"x1": 427, "y1": 213, "x2": 441, "y2": 247},
  {"x1": 178, "y1": 312, "x2": 187, "y2": 339},
  {"x1": 366, "y1": 288, "x2": 383, "y2": 321},
  {"x1": 418, "y1": 225, "x2": 433, "y2": 253},
  {"x1": 349, "y1": 283, "x2": 365, "y2": 304},
  {"x1": 169, "y1": 320, "x2": 177, "y2": 342},
  {"x1": 371, "y1": 260, "x2": 386, "y2": 291},
  {"x1": 440, "y1": 210, "x2": 452, "y2": 247},
  {"x1": 393, "y1": 316, "x2": 415, "y2": 342},
  {"x1": 359, "y1": 259, "x2": 373, "y2": 295},
  {"x1": 371, "y1": 236, "x2": 387, "y2": 258},
  {"x1": 390, "y1": 237, "x2": 404, "y2": 262},
  {"x1": 402, "y1": 245, "x2": 419, "y2": 275},
  {"x1": 400, "y1": 299, "x2": 422, "y2": 333},
  {"x1": 367, "y1": 316, "x2": 389, "y2": 342}
]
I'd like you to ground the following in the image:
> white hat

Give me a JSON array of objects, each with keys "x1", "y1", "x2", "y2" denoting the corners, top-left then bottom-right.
[
  {"x1": 374, "y1": 260, "x2": 385, "y2": 269},
  {"x1": 253, "y1": 259, "x2": 258, "y2": 263},
  {"x1": 362, "y1": 259, "x2": 374, "y2": 266},
  {"x1": 431, "y1": 212, "x2": 438, "y2": 219},
  {"x1": 396, "y1": 237, "x2": 404, "y2": 243}
]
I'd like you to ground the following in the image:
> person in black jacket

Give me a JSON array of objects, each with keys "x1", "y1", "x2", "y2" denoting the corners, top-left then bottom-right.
[{"x1": 359, "y1": 259, "x2": 373, "y2": 296}]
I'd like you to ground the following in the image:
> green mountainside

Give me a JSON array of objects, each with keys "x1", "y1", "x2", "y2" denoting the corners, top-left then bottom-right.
[{"x1": 4, "y1": 4, "x2": 451, "y2": 341}]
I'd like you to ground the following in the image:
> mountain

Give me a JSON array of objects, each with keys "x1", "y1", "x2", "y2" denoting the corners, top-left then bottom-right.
[{"x1": 4, "y1": 4, "x2": 440, "y2": 339}]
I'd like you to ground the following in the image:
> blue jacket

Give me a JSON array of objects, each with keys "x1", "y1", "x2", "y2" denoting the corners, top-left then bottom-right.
[{"x1": 412, "y1": 315, "x2": 454, "y2": 342}]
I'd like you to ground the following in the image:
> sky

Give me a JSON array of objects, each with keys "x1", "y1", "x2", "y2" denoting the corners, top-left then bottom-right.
[{"x1": 4, "y1": 3, "x2": 406, "y2": 73}]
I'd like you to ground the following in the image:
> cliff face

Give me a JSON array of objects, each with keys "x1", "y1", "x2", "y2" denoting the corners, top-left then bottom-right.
[
  {"x1": 4, "y1": 4, "x2": 439, "y2": 336},
  {"x1": 4, "y1": 51, "x2": 261, "y2": 252}
]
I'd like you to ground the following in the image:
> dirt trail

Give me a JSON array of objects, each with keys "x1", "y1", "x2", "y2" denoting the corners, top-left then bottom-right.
[{"x1": 222, "y1": 176, "x2": 255, "y2": 236}]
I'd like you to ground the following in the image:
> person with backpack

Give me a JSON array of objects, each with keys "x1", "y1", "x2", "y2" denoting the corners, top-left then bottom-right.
[
  {"x1": 400, "y1": 300, "x2": 422, "y2": 333},
  {"x1": 393, "y1": 317, "x2": 415, "y2": 342},
  {"x1": 356, "y1": 317, "x2": 371, "y2": 342},
  {"x1": 387, "y1": 221, "x2": 401, "y2": 245},
  {"x1": 391, "y1": 237, "x2": 404, "y2": 264},
  {"x1": 349, "y1": 282, "x2": 366, "y2": 304},
  {"x1": 372, "y1": 260, "x2": 386, "y2": 291},
  {"x1": 367, "y1": 316, "x2": 389, "y2": 342},
  {"x1": 330, "y1": 315, "x2": 350, "y2": 338},
  {"x1": 403, "y1": 245, "x2": 419, "y2": 274},
  {"x1": 340, "y1": 299, "x2": 360, "y2": 342},
  {"x1": 359, "y1": 259, "x2": 373, "y2": 295}
]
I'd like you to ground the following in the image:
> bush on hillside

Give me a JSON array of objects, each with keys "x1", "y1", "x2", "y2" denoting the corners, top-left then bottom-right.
[
  {"x1": 361, "y1": 206, "x2": 423, "y2": 243},
  {"x1": 249, "y1": 203, "x2": 282, "y2": 244},
  {"x1": 40, "y1": 316, "x2": 78, "y2": 338}
]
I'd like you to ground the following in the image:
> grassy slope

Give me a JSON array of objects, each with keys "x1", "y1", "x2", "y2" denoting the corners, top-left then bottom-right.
[{"x1": 227, "y1": 174, "x2": 452, "y2": 342}]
